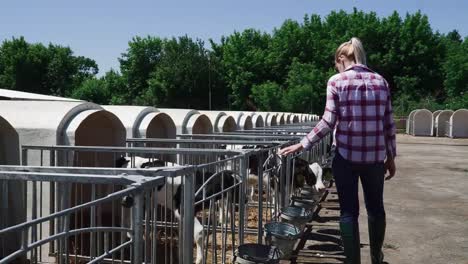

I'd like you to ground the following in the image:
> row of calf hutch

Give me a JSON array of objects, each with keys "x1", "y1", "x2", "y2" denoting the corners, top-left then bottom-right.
[
  {"x1": 406, "y1": 108, "x2": 468, "y2": 138},
  {"x1": 0, "y1": 95, "x2": 324, "y2": 264}
]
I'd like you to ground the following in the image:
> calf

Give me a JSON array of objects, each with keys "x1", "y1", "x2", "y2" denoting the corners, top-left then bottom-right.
[
  {"x1": 115, "y1": 156, "x2": 176, "y2": 168},
  {"x1": 245, "y1": 149, "x2": 319, "y2": 204},
  {"x1": 308, "y1": 162, "x2": 329, "y2": 192},
  {"x1": 117, "y1": 156, "x2": 241, "y2": 264}
]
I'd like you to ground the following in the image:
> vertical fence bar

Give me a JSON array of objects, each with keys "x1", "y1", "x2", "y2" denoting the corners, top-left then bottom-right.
[
  {"x1": 238, "y1": 156, "x2": 247, "y2": 245},
  {"x1": 90, "y1": 184, "x2": 96, "y2": 260},
  {"x1": 0, "y1": 180, "x2": 7, "y2": 257},
  {"x1": 182, "y1": 171, "x2": 194, "y2": 264},
  {"x1": 132, "y1": 188, "x2": 144, "y2": 264},
  {"x1": 280, "y1": 155, "x2": 287, "y2": 208},
  {"x1": 256, "y1": 152, "x2": 264, "y2": 244}
]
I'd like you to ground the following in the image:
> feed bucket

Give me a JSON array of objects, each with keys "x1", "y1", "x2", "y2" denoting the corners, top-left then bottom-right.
[
  {"x1": 300, "y1": 186, "x2": 322, "y2": 201},
  {"x1": 264, "y1": 222, "x2": 301, "y2": 259},
  {"x1": 280, "y1": 206, "x2": 313, "y2": 230},
  {"x1": 234, "y1": 243, "x2": 281, "y2": 264},
  {"x1": 290, "y1": 195, "x2": 318, "y2": 210}
]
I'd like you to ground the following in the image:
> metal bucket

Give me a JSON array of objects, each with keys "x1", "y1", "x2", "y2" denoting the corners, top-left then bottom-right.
[
  {"x1": 264, "y1": 222, "x2": 302, "y2": 259},
  {"x1": 280, "y1": 206, "x2": 313, "y2": 230},
  {"x1": 300, "y1": 186, "x2": 322, "y2": 201},
  {"x1": 290, "y1": 195, "x2": 318, "y2": 210},
  {"x1": 234, "y1": 243, "x2": 281, "y2": 264}
]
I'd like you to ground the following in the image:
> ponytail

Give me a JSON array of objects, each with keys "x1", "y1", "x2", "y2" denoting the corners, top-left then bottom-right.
[{"x1": 335, "y1": 37, "x2": 367, "y2": 65}]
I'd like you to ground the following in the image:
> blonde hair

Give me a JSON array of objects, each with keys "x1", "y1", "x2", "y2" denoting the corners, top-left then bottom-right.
[{"x1": 335, "y1": 37, "x2": 367, "y2": 65}]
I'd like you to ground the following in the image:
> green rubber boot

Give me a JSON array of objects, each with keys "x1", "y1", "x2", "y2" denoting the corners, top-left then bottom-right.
[
  {"x1": 368, "y1": 216, "x2": 386, "y2": 264},
  {"x1": 339, "y1": 222, "x2": 361, "y2": 264}
]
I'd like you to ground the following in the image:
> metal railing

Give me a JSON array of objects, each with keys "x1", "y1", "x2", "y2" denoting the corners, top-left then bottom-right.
[
  {"x1": 1, "y1": 123, "x2": 333, "y2": 264},
  {"x1": 16, "y1": 145, "x2": 249, "y2": 264},
  {"x1": 0, "y1": 166, "x2": 193, "y2": 264}
]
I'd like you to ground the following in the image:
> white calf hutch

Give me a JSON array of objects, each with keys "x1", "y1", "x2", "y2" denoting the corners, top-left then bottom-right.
[
  {"x1": 0, "y1": 100, "x2": 329, "y2": 263},
  {"x1": 432, "y1": 110, "x2": 443, "y2": 136},
  {"x1": 199, "y1": 111, "x2": 237, "y2": 132},
  {"x1": 406, "y1": 109, "x2": 419, "y2": 135},
  {"x1": 282, "y1": 113, "x2": 292, "y2": 124},
  {"x1": 0, "y1": 100, "x2": 126, "y2": 262},
  {"x1": 247, "y1": 112, "x2": 265, "y2": 128},
  {"x1": 0, "y1": 115, "x2": 22, "y2": 259},
  {"x1": 435, "y1": 110, "x2": 454, "y2": 137},
  {"x1": 449, "y1": 109, "x2": 468, "y2": 138},
  {"x1": 224, "y1": 111, "x2": 253, "y2": 130},
  {"x1": 412, "y1": 109, "x2": 433, "y2": 136},
  {"x1": 275, "y1": 113, "x2": 285, "y2": 125},
  {"x1": 293, "y1": 114, "x2": 300, "y2": 123},
  {"x1": 104, "y1": 106, "x2": 176, "y2": 140},
  {"x1": 159, "y1": 109, "x2": 213, "y2": 135},
  {"x1": 257, "y1": 112, "x2": 277, "y2": 127}
]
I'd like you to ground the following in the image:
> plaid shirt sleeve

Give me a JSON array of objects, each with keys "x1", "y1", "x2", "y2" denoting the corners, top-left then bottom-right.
[
  {"x1": 384, "y1": 84, "x2": 397, "y2": 159},
  {"x1": 300, "y1": 79, "x2": 338, "y2": 150}
]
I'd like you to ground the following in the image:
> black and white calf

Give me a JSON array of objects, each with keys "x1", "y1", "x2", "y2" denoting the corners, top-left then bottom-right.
[
  {"x1": 246, "y1": 151, "x2": 328, "y2": 203},
  {"x1": 308, "y1": 162, "x2": 329, "y2": 192},
  {"x1": 117, "y1": 156, "x2": 241, "y2": 264},
  {"x1": 115, "y1": 156, "x2": 177, "y2": 168},
  {"x1": 158, "y1": 169, "x2": 240, "y2": 264}
]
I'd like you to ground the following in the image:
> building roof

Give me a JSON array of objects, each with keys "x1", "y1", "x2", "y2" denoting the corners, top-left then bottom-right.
[{"x1": 0, "y1": 88, "x2": 82, "y2": 102}]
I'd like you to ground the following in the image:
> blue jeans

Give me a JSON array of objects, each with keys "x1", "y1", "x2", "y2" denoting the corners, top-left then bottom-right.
[{"x1": 332, "y1": 152, "x2": 386, "y2": 224}]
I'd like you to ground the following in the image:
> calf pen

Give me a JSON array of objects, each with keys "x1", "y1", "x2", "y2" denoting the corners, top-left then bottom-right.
[
  {"x1": 0, "y1": 166, "x2": 188, "y2": 264},
  {"x1": 5, "y1": 145, "x2": 249, "y2": 264},
  {"x1": 1, "y1": 123, "x2": 333, "y2": 264}
]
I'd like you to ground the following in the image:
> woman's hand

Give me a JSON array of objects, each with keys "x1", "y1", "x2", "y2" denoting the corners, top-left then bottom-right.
[
  {"x1": 278, "y1": 143, "x2": 304, "y2": 156},
  {"x1": 385, "y1": 157, "x2": 396, "y2": 180}
]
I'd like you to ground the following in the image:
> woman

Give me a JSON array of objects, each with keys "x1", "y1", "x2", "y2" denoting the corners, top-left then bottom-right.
[{"x1": 279, "y1": 37, "x2": 396, "y2": 264}]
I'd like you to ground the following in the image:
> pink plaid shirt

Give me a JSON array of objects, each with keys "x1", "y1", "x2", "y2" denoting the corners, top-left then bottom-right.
[{"x1": 301, "y1": 64, "x2": 396, "y2": 163}]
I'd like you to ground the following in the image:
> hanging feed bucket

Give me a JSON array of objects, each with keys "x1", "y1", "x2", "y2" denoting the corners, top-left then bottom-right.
[
  {"x1": 290, "y1": 195, "x2": 318, "y2": 211},
  {"x1": 264, "y1": 222, "x2": 302, "y2": 259},
  {"x1": 300, "y1": 186, "x2": 322, "y2": 201},
  {"x1": 280, "y1": 206, "x2": 314, "y2": 230},
  {"x1": 234, "y1": 243, "x2": 281, "y2": 264}
]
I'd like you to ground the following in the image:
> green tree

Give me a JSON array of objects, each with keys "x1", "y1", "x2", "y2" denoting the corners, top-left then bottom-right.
[
  {"x1": 71, "y1": 78, "x2": 109, "y2": 104},
  {"x1": 145, "y1": 36, "x2": 210, "y2": 108},
  {"x1": 220, "y1": 29, "x2": 271, "y2": 109},
  {"x1": 442, "y1": 35, "x2": 468, "y2": 99},
  {"x1": 282, "y1": 60, "x2": 333, "y2": 113},
  {"x1": 0, "y1": 37, "x2": 98, "y2": 97},
  {"x1": 119, "y1": 36, "x2": 164, "y2": 104},
  {"x1": 251, "y1": 81, "x2": 283, "y2": 111}
]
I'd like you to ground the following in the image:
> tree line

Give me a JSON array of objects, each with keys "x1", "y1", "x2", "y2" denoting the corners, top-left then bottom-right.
[{"x1": 0, "y1": 9, "x2": 466, "y2": 115}]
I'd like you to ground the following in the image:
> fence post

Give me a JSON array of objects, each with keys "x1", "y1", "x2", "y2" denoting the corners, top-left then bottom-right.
[
  {"x1": 182, "y1": 170, "x2": 194, "y2": 264},
  {"x1": 132, "y1": 188, "x2": 144, "y2": 264},
  {"x1": 285, "y1": 155, "x2": 292, "y2": 207},
  {"x1": 279, "y1": 155, "x2": 287, "y2": 208},
  {"x1": 256, "y1": 152, "x2": 264, "y2": 244},
  {"x1": 49, "y1": 151, "x2": 56, "y2": 254},
  {"x1": 238, "y1": 156, "x2": 247, "y2": 245}
]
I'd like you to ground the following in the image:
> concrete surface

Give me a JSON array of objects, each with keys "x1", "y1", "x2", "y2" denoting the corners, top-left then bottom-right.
[{"x1": 294, "y1": 134, "x2": 468, "y2": 264}]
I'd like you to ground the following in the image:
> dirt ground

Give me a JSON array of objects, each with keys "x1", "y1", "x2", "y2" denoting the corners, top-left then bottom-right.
[{"x1": 294, "y1": 134, "x2": 468, "y2": 264}]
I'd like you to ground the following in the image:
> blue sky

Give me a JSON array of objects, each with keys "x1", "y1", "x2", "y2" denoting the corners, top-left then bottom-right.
[{"x1": 1, "y1": 0, "x2": 466, "y2": 75}]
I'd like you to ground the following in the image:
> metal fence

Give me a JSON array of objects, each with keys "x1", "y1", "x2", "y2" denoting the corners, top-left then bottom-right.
[
  {"x1": 0, "y1": 165, "x2": 197, "y2": 264},
  {"x1": 14, "y1": 145, "x2": 249, "y2": 264},
  {"x1": 1, "y1": 123, "x2": 333, "y2": 264},
  {"x1": 126, "y1": 138, "x2": 287, "y2": 243}
]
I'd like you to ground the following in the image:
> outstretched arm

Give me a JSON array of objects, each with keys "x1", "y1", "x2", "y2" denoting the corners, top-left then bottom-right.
[{"x1": 279, "y1": 80, "x2": 338, "y2": 155}]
